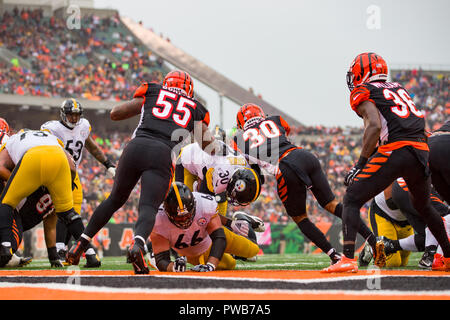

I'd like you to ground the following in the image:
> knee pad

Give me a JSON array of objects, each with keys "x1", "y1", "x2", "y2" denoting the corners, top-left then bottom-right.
[{"x1": 57, "y1": 208, "x2": 81, "y2": 225}]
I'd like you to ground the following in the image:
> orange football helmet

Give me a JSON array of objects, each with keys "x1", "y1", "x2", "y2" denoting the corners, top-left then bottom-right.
[
  {"x1": 0, "y1": 118, "x2": 9, "y2": 133},
  {"x1": 346, "y1": 52, "x2": 388, "y2": 91},
  {"x1": 236, "y1": 103, "x2": 266, "y2": 129},
  {"x1": 163, "y1": 70, "x2": 194, "y2": 98}
]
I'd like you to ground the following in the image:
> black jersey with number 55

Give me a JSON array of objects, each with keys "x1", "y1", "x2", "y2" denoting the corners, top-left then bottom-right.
[{"x1": 132, "y1": 82, "x2": 210, "y2": 148}]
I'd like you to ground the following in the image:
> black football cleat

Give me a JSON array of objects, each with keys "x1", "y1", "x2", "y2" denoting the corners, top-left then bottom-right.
[
  {"x1": 18, "y1": 256, "x2": 33, "y2": 267},
  {"x1": 358, "y1": 241, "x2": 373, "y2": 267},
  {"x1": 0, "y1": 245, "x2": 13, "y2": 267},
  {"x1": 84, "y1": 254, "x2": 101, "y2": 268},
  {"x1": 419, "y1": 246, "x2": 437, "y2": 269},
  {"x1": 67, "y1": 240, "x2": 85, "y2": 266},
  {"x1": 127, "y1": 241, "x2": 149, "y2": 275}
]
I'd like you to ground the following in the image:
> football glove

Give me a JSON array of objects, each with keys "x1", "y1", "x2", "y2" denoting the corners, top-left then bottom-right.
[
  {"x1": 106, "y1": 166, "x2": 116, "y2": 178},
  {"x1": 172, "y1": 256, "x2": 187, "y2": 272},
  {"x1": 191, "y1": 262, "x2": 215, "y2": 272},
  {"x1": 230, "y1": 220, "x2": 249, "y2": 237},
  {"x1": 50, "y1": 259, "x2": 65, "y2": 268},
  {"x1": 344, "y1": 156, "x2": 368, "y2": 186}
]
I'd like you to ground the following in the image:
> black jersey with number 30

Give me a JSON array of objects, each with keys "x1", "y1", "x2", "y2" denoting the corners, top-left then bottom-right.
[
  {"x1": 132, "y1": 83, "x2": 210, "y2": 148},
  {"x1": 350, "y1": 81, "x2": 426, "y2": 144},
  {"x1": 234, "y1": 115, "x2": 297, "y2": 166}
]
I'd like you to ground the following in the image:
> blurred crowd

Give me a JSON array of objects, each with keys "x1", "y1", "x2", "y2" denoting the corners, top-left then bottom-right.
[
  {"x1": 0, "y1": 7, "x2": 164, "y2": 101},
  {"x1": 0, "y1": 8, "x2": 448, "y2": 226}
]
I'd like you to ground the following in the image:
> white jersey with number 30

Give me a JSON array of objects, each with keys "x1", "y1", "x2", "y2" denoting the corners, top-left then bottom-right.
[{"x1": 153, "y1": 192, "x2": 219, "y2": 257}]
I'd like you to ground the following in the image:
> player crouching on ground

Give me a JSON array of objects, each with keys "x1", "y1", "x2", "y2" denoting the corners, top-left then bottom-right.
[{"x1": 150, "y1": 182, "x2": 260, "y2": 272}]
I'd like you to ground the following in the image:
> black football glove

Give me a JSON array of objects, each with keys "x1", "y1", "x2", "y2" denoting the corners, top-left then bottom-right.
[
  {"x1": 172, "y1": 256, "x2": 187, "y2": 272},
  {"x1": 191, "y1": 262, "x2": 215, "y2": 272},
  {"x1": 344, "y1": 156, "x2": 368, "y2": 186}
]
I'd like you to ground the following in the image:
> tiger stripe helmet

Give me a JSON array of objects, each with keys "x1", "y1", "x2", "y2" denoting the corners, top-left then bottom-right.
[
  {"x1": 0, "y1": 118, "x2": 9, "y2": 134},
  {"x1": 236, "y1": 103, "x2": 266, "y2": 130},
  {"x1": 163, "y1": 70, "x2": 194, "y2": 98},
  {"x1": 346, "y1": 52, "x2": 388, "y2": 91}
]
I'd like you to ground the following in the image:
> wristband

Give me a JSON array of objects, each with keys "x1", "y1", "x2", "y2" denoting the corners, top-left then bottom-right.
[
  {"x1": 103, "y1": 159, "x2": 113, "y2": 169},
  {"x1": 356, "y1": 156, "x2": 368, "y2": 168},
  {"x1": 207, "y1": 262, "x2": 216, "y2": 271}
]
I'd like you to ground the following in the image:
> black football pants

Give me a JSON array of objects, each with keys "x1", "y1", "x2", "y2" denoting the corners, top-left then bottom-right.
[
  {"x1": 83, "y1": 137, "x2": 173, "y2": 242},
  {"x1": 343, "y1": 146, "x2": 450, "y2": 258}
]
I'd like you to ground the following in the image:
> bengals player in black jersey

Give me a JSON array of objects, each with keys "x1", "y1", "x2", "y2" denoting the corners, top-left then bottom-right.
[
  {"x1": 233, "y1": 104, "x2": 375, "y2": 266},
  {"x1": 67, "y1": 70, "x2": 219, "y2": 274},
  {"x1": 323, "y1": 52, "x2": 450, "y2": 273},
  {"x1": 428, "y1": 120, "x2": 450, "y2": 204}
]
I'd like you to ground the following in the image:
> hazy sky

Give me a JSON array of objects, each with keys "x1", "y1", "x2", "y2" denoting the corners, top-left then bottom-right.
[{"x1": 94, "y1": 0, "x2": 450, "y2": 129}]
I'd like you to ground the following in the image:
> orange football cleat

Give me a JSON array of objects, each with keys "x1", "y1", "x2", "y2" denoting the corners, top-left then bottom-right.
[
  {"x1": 321, "y1": 256, "x2": 358, "y2": 273},
  {"x1": 373, "y1": 239, "x2": 386, "y2": 268},
  {"x1": 432, "y1": 253, "x2": 445, "y2": 271}
]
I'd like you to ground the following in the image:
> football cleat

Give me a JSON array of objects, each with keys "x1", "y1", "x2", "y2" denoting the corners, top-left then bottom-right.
[
  {"x1": 84, "y1": 254, "x2": 101, "y2": 268},
  {"x1": 358, "y1": 241, "x2": 373, "y2": 267},
  {"x1": 321, "y1": 256, "x2": 358, "y2": 273},
  {"x1": 127, "y1": 241, "x2": 149, "y2": 275},
  {"x1": 432, "y1": 253, "x2": 445, "y2": 271},
  {"x1": 0, "y1": 244, "x2": 13, "y2": 267},
  {"x1": 66, "y1": 240, "x2": 86, "y2": 266},
  {"x1": 18, "y1": 256, "x2": 33, "y2": 267},
  {"x1": 373, "y1": 239, "x2": 386, "y2": 268},
  {"x1": 418, "y1": 247, "x2": 437, "y2": 269},
  {"x1": 232, "y1": 211, "x2": 265, "y2": 232}
]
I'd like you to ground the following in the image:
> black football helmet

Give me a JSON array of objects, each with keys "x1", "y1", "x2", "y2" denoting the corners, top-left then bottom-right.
[
  {"x1": 164, "y1": 182, "x2": 196, "y2": 229},
  {"x1": 226, "y1": 168, "x2": 261, "y2": 206},
  {"x1": 60, "y1": 98, "x2": 83, "y2": 128}
]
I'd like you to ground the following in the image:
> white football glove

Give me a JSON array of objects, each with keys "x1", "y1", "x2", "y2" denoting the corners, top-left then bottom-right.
[
  {"x1": 230, "y1": 220, "x2": 250, "y2": 237},
  {"x1": 172, "y1": 256, "x2": 187, "y2": 272},
  {"x1": 106, "y1": 166, "x2": 116, "y2": 178}
]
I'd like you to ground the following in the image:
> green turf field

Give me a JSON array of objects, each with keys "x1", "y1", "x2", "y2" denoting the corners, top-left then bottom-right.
[{"x1": 5, "y1": 252, "x2": 425, "y2": 271}]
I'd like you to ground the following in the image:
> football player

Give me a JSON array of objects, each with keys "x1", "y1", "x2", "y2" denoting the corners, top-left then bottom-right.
[
  {"x1": 361, "y1": 178, "x2": 449, "y2": 269},
  {"x1": 40, "y1": 98, "x2": 115, "y2": 267},
  {"x1": 428, "y1": 120, "x2": 450, "y2": 204},
  {"x1": 326, "y1": 52, "x2": 450, "y2": 273},
  {"x1": 233, "y1": 103, "x2": 374, "y2": 266},
  {"x1": 150, "y1": 182, "x2": 260, "y2": 272},
  {"x1": 67, "y1": 70, "x2": 220, "y2": 274},
  {"x1": 0, "y1": 129, "x2": 89, "y2": 267}
]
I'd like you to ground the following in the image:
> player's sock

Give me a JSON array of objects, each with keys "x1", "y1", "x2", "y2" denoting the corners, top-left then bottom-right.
[
  {"x1": 334, "y1": 203, "x2": 376, "y2": 248},
  {"x1": 398, "y1": 237, "x2": 416, "y2": 251},
  {"x1": 296, "y1": 218, "x2": 333, "y2": 255}
]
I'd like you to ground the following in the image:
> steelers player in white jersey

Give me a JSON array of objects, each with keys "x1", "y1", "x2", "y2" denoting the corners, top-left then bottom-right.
[
  {"x1": 0, "y1": 129, "x2": 89, "y2": 266},
  {"x1": 175, "y1": 126, "x2": 265, "y2": 234},
  {"x1": 150, "y1": 182, "x2": 260, "y2": 272},
  {"x1": 41, "y1": 98, "x2": 116, "y2": 267}
]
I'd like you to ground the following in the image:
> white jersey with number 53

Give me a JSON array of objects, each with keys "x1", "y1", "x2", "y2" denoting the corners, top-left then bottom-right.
[
  {"x1": 40, "y1": 119, "x2": 91, "y2": 167},
  {"x1": 152, "y1": 192, "x2": 219, "y2": 257}
]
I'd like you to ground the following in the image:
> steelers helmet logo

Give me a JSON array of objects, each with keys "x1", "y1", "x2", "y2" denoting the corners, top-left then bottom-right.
[
  {"x1": 235, "y1": 179, "x2": 246, "y2": 192},
  {"x1": 197, "y1": 217, "x2": 207, "y2": 226}
]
